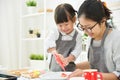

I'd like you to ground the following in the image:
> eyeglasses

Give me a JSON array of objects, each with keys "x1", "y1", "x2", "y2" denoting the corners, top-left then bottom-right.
[{"x1": 77, "y1": 22, "x2": 98, "y2": 31}]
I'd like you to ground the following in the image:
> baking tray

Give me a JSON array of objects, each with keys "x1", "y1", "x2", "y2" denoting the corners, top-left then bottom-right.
[
  {"x1": 40, "y1": 72, "x2": 71, "y2": 80},
  {"x1": 0, "y1": 74, "x2": 17, "y2": 80}
]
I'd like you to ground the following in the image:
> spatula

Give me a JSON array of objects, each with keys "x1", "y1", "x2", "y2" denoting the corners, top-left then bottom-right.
[{"x1": 53, "y1": 54, "x2": 66, "y2": 71}]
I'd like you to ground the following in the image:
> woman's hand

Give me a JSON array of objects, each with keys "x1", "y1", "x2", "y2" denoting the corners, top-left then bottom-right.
[{"x1": 68, "y1": 69, "x2": 83, "y2": 78}]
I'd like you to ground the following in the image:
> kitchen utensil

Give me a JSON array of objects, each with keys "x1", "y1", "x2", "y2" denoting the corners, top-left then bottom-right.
[
  {"x1": 0, "y1": 74, "x2": 17, "y2": 80},
  {"x1": 53, "y1": 54, "x2": 65, "y2": 71}
]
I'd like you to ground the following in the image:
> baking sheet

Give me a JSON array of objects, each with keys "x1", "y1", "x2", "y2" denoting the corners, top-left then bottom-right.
[{"x1": 40, "y1": 72, "x2": 71, "y2": 80}]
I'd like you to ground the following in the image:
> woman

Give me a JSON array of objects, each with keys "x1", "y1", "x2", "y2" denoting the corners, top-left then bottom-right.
[
  {"x1": 46, "y1": 3, "x2": 82, "y2": 71},
  {"x1": 69, "y1": 0, "x2": 120, "y2": 80}
]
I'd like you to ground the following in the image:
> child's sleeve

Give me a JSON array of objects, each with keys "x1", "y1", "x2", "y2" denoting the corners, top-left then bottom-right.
[
  {"x1": 71, "y1": 33, "x2": 82, "y2": 59},
  {"x1": 45, "y1": 29, "x2": 59, "y2": 52}
]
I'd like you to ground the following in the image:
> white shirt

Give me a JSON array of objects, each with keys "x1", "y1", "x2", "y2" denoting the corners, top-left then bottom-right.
[{"x1": 45, "y1": 28, "x2": 82, "y2": 59}]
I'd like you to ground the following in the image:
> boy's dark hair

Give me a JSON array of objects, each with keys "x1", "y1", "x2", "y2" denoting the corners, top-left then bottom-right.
[
  {"x1": 54, "y1": 3, "x2": 77, "y2": 24},
  {"x1": 78, "y1": 0, "x2": 112, "y2": 23}
]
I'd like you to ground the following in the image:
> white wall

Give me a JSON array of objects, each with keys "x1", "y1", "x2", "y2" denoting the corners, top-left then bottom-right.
[
  {"x1": 102, "y1": 0, "x2": 120, "y2": 30},
  {"x1": 46, "y1": 0, "x2": 84, "y2": 35},
  {"x1": 46, "y1": 0, "x2": 84, "y2": 10},
  {"x1": 112, "y1": 9, "x2": 120, "y2": 30},
  {"x1": 0, "y1": 0, "x2": 20, "y2": 69}
]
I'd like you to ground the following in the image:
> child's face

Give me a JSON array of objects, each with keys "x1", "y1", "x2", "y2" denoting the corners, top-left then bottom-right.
[{"x1": 57, "y1": 19, "x2": 74, "y2": 34}]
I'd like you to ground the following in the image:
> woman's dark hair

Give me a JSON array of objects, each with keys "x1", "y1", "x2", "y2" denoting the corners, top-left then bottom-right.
[
  {"x1": 78, "y1": 0, "x2": 112, "y2": 23},
  {"x1": 54, "y1": 3, "x2": 77, "y2": 24}
]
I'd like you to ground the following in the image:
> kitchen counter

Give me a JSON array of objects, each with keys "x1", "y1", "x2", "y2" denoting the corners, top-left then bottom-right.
[{"x1": 18, "y1": 72, "x2": 71, "y2": 80}]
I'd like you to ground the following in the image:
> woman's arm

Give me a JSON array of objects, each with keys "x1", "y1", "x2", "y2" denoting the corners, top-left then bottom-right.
[
  {"x1": 76, "y1": 61, "x2": 90, "y2": 69},
  {"x1": 75, "y1": 62, "x2": 118, "y2": 80},
  {"x1": 68, "y1": 69, "x2": 118, "y2": 80},
  {"x1": 102, "y1": 73, "x2": 118, "y2": 80}
]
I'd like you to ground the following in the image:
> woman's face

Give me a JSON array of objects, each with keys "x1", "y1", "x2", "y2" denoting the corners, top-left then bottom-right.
[
  {"x1": 78, "y1": 16, "x2": 103, "y2": 39},
  {"x1": 57, "y1": 19, "x2": 74, "y2": 34}
]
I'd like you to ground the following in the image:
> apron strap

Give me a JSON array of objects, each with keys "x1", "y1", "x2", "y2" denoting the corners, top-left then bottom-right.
[
  {"x1": 101, "y1": 27, "x2": 109, "y2": 46},
  {"x1": 72, "y1": 30, "x2": 78, "y2": 40},
  {"x1": 90, "y1": 27, "x2": 109, "y2": 47},
  {"x1": 88, "y1": 26, "x2": 110, "y2": 60}
]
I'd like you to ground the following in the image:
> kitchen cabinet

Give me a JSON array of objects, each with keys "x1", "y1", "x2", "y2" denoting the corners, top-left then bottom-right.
[{"x1": 19, "y1": 0, "x2": 47, "y2": 69}]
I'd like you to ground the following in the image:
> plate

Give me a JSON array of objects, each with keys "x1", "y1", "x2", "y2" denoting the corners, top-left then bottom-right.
[{"x1": 40, "y1": 72, "x2": 71, "y2": 80}]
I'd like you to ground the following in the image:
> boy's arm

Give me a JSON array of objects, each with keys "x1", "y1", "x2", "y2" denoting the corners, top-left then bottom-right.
[
  {"x1": 64, "y1": 33, "x2": 82, "y2": 65},
  {"x1": 70, "y1": 33, "x2": 82, "y2": 61},
  {"x1": 64, "y1": 54, "x2": 75, "y2": 63},
  {"x1": 47, "y1": 47, "x2": 56, "y2": 53}
]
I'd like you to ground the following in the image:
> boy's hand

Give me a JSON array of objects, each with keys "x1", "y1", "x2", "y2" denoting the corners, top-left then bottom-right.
[
  {"x1": 51, "y1": 50, "x2": 58, "y2": 54},
  {"x1": 53, "y1": 53, "x2": 66, "y2": 71},
  {"x1": 55, "y1": 54, "x2": 69, "y2": 66},
  {"x1": 63, "y1": 58, "x2": 69, "y2": 66},
  {"x1": 54, "y1": 54, "x2": 66, "y2": 66}
]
